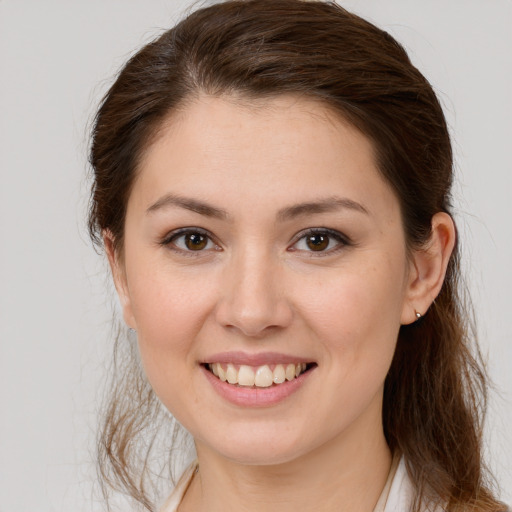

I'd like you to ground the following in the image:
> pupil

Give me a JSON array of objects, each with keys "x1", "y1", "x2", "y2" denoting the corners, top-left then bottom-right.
[
  {"x1": 307, "y1": 234, "x2": 328, "y2": 251},
  {"x1": 186, "y1": 233, "x2": 207, "y2": 250}
]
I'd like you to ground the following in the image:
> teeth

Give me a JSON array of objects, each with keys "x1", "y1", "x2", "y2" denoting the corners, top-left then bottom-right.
[
  {"x1": 218, "y1": 364, "x2": 227, "y2": 382},
  {"x1": 273, "y1": 364, "x2": 286, "y2": 384},
  {"x1": 254, "y1": 365, "x2": 273, "y2": 387},
  {"x1": 285, "y1": 363, "x2": 296, "y2": 381},
  {"x1": 238, "y1": 365, "x2": 255, "y2": 386},
  {"x1": 226, "y1": 364, "x2": 238, "y2": 384},
  {"x1": 208, "y1": 362, "x2": 309, "y2": 387}
]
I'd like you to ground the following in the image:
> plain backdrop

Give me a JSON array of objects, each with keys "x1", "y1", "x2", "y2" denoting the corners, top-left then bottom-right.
[{"x1": 1, "y1": 1, "x2": 511, "y2": 511}]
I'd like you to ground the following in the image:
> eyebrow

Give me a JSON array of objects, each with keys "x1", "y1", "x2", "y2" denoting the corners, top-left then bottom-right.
[
  {"x1": 146, "y1": 193, "x2": 369, "y2": 220},
  {"x1": 147, "y1": 193, "x2": 229, "y2": 219},
  {"x1": 276, "y1": 196, "x2": 369, "y2": 221}
]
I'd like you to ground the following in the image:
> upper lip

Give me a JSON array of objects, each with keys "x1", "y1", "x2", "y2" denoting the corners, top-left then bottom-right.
[{"x1": 202, "y1": 351, "x2": 314, "y2": 366}]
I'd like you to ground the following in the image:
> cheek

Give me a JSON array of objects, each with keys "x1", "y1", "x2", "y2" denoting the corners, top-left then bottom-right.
[
  {"x1": 302, "y1": 264, "x2": 404, "y2": 325},
  {"x1": 125, "y1": 275, "x2": 216, "y2": 416},
  {"x1": 296, "y1": 258, "x2": 406, "y2": 362},
  {"x1": 124, "y1": 261, "x2": 219, "y2": 373},
  {"x1": 294, "y1": 263, "x2": 405, "y2": 426}
]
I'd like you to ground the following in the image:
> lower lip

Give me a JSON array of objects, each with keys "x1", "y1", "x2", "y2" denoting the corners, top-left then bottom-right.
[{"x1": 201, "y1": 365, "x2": 314, "y2": 407}]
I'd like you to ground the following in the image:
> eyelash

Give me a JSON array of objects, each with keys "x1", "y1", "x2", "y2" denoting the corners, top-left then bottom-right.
[
  {"x1": 160, "y1": 227, "x2": 351, "y2": 257},
  {"x1": 289, "y1": 227, "x2": 351, "y2": 256},
  {"x1": 160, "y1": 227, "x2": 219, "y2": 257}
]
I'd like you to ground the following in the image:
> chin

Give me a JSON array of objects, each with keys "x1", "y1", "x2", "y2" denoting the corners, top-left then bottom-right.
[{"x1": 196, "y1": 427, "x2": 314, "y2": 466}]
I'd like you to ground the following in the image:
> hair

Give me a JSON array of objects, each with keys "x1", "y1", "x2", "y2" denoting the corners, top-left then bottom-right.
[{"x1": 88, "y1": 1, "x2": 505, "y2": 510}]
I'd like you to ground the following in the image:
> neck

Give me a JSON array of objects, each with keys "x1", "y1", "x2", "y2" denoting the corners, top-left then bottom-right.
[{"x1": 179, "y1": 417, "x2": 392, "y2": 512}]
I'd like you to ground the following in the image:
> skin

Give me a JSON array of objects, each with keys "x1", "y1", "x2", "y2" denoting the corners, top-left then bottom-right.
[{"x1": 106, "y1": 95, "x2": 455, "y2": 512}]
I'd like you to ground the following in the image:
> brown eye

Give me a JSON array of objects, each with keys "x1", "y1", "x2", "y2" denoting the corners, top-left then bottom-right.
[
  {"x1": 164, "y1": 229, "x2": 217, "y2": 253},
  {"x1": 184, "y1": 232, "x2": 208, "y2": 250},
  {"x1": 290, "y1": 228, "x2": 349, "y2": 255},
  {"x1": 306, "y1": 234, "x2": 329, "y2": 251}
]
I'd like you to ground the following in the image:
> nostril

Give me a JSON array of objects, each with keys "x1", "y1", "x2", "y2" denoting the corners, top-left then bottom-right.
[{"x1": 216, "y1": 304, "x2": 293, "y2": 338}]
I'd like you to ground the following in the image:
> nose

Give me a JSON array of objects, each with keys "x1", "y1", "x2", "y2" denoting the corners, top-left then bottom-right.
[{"x1": 214, "y1": 247, "x2": 293, "y2": 338}]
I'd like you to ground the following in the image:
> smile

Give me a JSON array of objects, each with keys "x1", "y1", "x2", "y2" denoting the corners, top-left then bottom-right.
[{"x1": 206, "y1": 362, "x2": 312, "y2": 387}]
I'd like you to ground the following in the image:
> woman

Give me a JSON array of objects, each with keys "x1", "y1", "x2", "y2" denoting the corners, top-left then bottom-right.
[{"x1": 88, "y1": 1, "x2": 507, "y2": 511}]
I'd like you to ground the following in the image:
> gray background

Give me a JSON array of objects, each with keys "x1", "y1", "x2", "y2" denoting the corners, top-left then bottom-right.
[{"x1": 1, "y1": 1, "x2": 510, "y2": 510}]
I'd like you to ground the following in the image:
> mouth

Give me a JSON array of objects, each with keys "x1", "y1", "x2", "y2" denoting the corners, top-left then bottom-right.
[{"x1": 203, "y1": 362, "x2": 317, "y2": 388}]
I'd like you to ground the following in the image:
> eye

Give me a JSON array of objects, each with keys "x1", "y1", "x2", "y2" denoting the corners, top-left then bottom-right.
[
  {"x1": 290, "y1": 228, "x2": 350, "y2": 255},
  {"x1": 162, "y1": 228, "x2": 220, "y2": 253}
]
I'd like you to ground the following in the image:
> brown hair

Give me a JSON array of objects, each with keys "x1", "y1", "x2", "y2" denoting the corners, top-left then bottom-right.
[{"x1": 88, "y1": 1, "x2": 505, "y2": 510}]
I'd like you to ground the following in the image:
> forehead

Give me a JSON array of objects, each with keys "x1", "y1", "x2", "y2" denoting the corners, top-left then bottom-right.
[{"x1": 130, "y1": 94, "x2": 398, "y2": 220}]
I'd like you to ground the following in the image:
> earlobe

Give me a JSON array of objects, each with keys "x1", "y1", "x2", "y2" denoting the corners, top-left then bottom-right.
[
  {"x1": 401, "y1": 212, "x2": 456, "y2": 325},
  {"x1": 103, "y1": 231, "x2": 137, "y2": 330}
]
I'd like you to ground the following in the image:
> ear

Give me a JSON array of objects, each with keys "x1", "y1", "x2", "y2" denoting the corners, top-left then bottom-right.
[
  {"x1": 401, "y1": 212, "x2": 456, "y2": 325},
  {"x1": 103, "y1": 230, "x2": 137, "y2": 330}
]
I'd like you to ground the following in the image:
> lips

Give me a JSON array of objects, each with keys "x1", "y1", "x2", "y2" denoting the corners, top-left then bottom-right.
[
  {"x1": 206, "y1": 362, "x2": 309, "y2": 387},
  {"x1": 200, "y1": 351, "x2": 317, "y2": 406}
]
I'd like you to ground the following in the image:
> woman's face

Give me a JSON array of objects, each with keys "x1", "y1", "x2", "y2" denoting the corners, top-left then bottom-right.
[{"x1": 115, "y1": 95, "x2": 416, "y2": 465}]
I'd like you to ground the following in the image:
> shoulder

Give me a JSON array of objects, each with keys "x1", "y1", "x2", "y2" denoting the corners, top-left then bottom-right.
[
  {"x1": 384, "y1": 457, "x2": 445, "y2": 512},
  {"x1": 159, "y1": 461, "x2": 198, "y2": 512},
  {"x1": 385, "y1": 457, "x2": 511, "y2": 512},
  {"x1": 383, "y1": 456, "x2": 417, "y2": 512}
]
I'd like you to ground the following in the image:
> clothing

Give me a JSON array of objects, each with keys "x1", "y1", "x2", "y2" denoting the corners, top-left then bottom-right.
[
  {"x1": 159, "y1": 455, "x2": 422, "y2": 512},
  {"x1": 160, "y1": 463, "x2": 198, "y2": 512}
]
